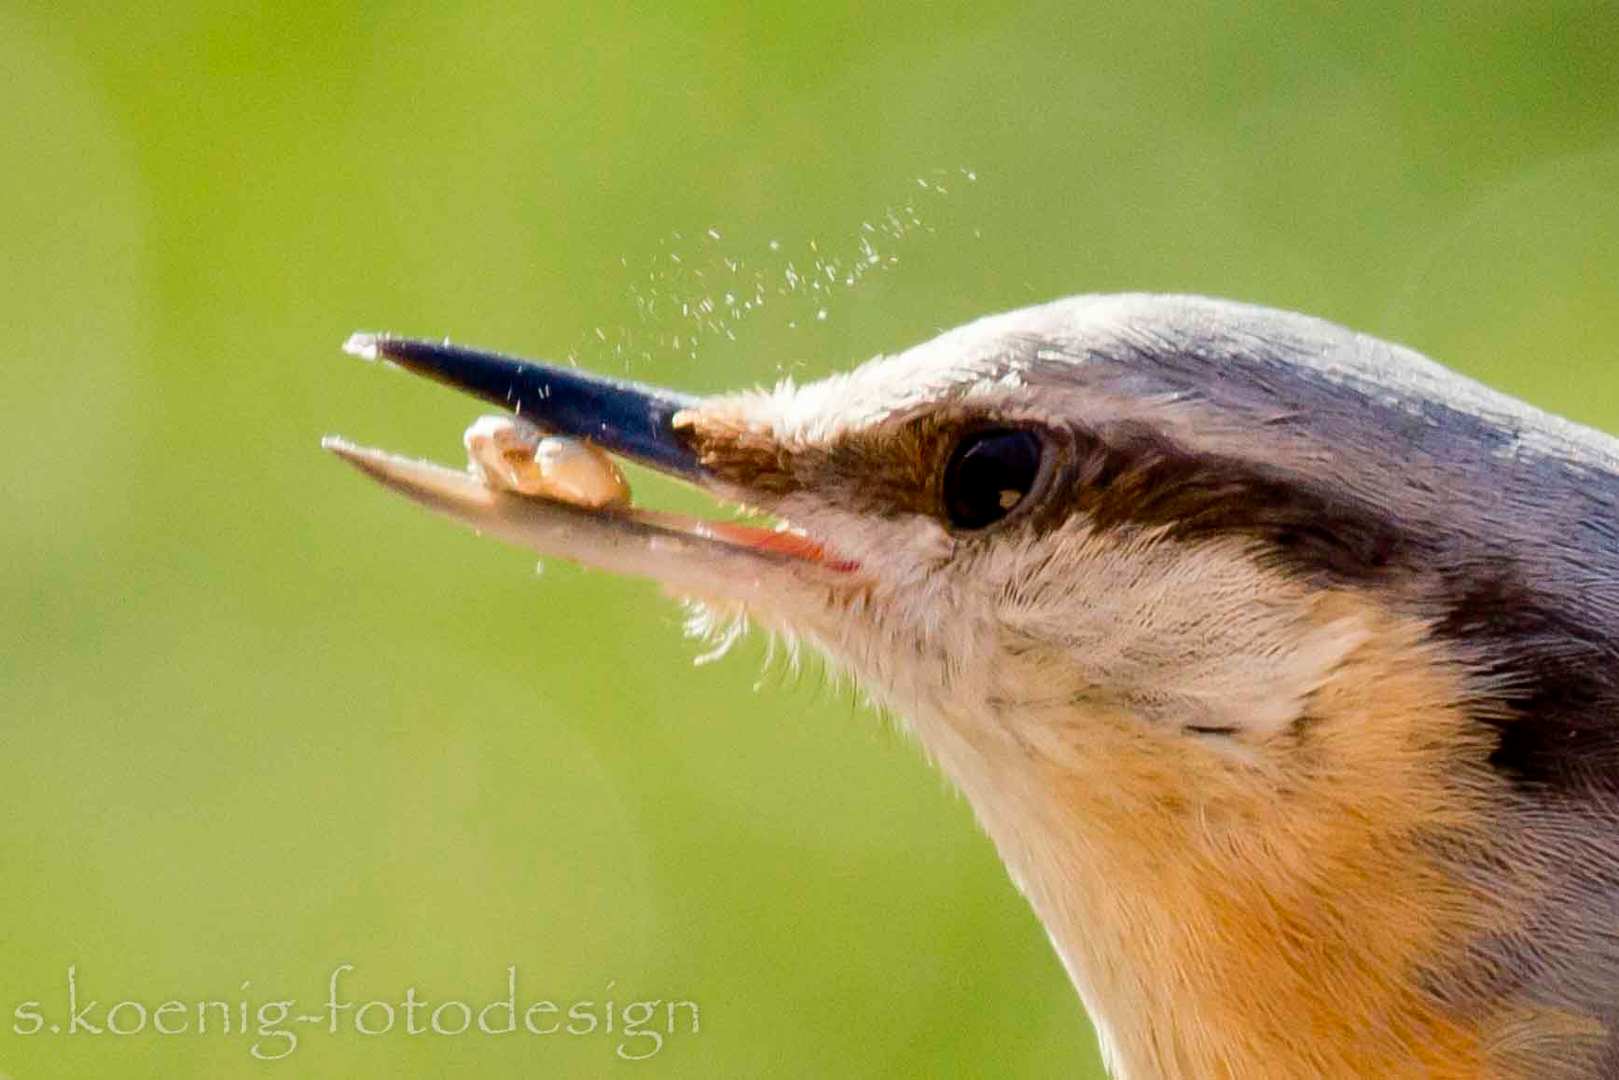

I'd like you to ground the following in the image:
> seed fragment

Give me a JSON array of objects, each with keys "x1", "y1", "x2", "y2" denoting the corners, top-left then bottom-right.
[
  {"x1": 532, "y1": 435, "x2": 630, "y2": 509},
  {"x1": 463, "y1": 415, "x2": 630, "y2": 509}
]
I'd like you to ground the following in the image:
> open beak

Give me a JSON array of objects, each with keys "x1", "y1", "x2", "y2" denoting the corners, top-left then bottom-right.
[{"x1": 324, "y1": 335, "x2": 854, "y2": 601}]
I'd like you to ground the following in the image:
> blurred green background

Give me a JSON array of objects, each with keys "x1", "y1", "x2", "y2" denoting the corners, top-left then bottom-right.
[{"x1": 4, "y1": 2, "x2": 1619, "y2": 1076}]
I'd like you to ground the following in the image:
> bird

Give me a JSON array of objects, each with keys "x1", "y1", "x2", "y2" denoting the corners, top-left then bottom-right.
[{"x1": 326, "y1": 294, "x2": 1619, "y2": 1078}]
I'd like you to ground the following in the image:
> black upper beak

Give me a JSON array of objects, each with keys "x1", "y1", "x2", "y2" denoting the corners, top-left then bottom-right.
[{"x1": 345, "y1": 333, "x2": 703, "y2": 477}]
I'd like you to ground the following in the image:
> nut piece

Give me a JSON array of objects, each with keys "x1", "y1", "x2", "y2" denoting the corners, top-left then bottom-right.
[
  {"x1": 464, "y1": 414, "x2": 549, "y2": 495},
  {"x1": 533, "y1": 436, "x2": 631, "y2": 509},
  {"x1": 463, "y1": 415, "x2": 629, "y2": 509}
]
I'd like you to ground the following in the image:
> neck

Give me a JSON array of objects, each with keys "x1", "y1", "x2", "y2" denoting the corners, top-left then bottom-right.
[{"x1": 898, "y1": 614, "x2": 1599, "y2": 1078}]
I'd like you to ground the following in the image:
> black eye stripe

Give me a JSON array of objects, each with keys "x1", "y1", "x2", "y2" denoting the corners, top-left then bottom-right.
[{"x1": 941, "y1": 428, "x2": 1044, "y2": 530}]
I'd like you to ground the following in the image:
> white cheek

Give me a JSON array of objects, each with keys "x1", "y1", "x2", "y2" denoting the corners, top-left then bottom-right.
[
  {"x1": 997, "y1": 529, "x2": 1372, "y2": 741},
  {"x1": 760, "y1": 519, "x2": 1078, "y2": 712}
]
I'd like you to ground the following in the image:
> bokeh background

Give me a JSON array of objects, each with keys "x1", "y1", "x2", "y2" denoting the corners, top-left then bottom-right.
[{"x1": 4, "y1": 2, "x2": 1619, "y2": 1076}]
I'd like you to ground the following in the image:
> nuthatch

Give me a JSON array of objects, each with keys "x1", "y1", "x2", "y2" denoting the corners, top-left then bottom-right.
[{"x1": 327, "y1": 295, "x2": 1619, "y2": 1078}]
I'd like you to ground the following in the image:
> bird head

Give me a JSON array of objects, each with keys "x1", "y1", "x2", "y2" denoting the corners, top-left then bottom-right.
[{"x1": 328, "y1": 294, "x2": 1619, "y2": 1077}]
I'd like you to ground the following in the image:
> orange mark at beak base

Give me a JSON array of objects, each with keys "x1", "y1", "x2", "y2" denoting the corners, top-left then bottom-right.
[{"x1": 705, "y1": 522, "x2": 859, "y2": 572}]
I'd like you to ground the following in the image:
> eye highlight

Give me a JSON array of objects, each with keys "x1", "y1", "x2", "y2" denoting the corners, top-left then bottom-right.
[{"x1": 941, "y1": 428, "x2": 1044, "y2": 530}]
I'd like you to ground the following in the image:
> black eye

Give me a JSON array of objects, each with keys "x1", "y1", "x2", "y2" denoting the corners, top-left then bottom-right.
[{"x1": 941, "y1": 428, "x2": 1044, "y2": 530}]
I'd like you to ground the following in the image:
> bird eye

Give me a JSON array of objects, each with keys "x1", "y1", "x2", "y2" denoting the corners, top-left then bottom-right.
[{"x1": 941, "y1": 428, "x2": 1044, "y2": 530}]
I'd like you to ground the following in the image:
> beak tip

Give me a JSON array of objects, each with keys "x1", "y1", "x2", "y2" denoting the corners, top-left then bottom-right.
[
  {"x1": 342, "y1": 332, "x2": 383, "y2": 362},
  {"x1": 320, "y1": 434, "x2": 364, "y2": 467},
  {"x1": 321, "y1": 435, "x2": 383, "y2": 477},
  {"x1": 320, "y1": 436, "x2": 439, "y2": 496}
]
